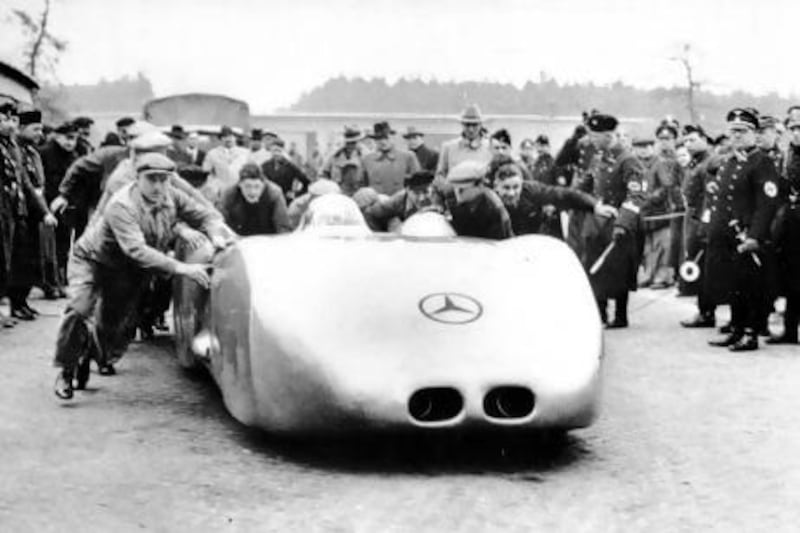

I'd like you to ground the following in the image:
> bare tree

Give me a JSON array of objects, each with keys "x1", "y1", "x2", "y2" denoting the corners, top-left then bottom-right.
[
  {"x1": 670, "y1": 43, "x2": 701, "y2": 123},
  {"x1": 12, "y1": 0, "x2": 68, "y2": 79}
]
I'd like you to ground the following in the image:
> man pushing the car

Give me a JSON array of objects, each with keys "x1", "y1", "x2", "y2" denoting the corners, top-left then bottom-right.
[{"x1": 52, "y1": 153, "x2": 233, "y2": 400}]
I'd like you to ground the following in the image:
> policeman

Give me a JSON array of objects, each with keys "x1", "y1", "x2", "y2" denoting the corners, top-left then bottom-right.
[
  {"x1": 680, "y1": 124, "x2": 718, "y2": 327},
  {"x1": 582, "y1": 113, "x2": 647, "y2": 328},
  {"x1": 52, "y1": 153, "x2": 231, "y2": 400},
  {"x1": 489, "y1": 155, "x2": 617, "y2": 235},
  {"x1": 441, "y1": 160, "x2": 512, "y2": 240},
  {"x1": 767, "y1": 111, "x2": 800, "y2": 344},
  {"x1": 706, "y1": 108, "x2": 780, "y2": 351},
  {"x1": 363, "y1": 170, "x2": 442, "y2": 231}
]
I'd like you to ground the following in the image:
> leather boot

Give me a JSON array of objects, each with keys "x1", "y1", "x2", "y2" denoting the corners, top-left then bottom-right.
[
  {"x1": 709, "y1": 331, "x2": 742, "y2": 347},
  {"x1": 729, "y1": 332, "x2": 759, "y2": 352},
  {"x1": 54, "y1": 369, "x2": 74, "y2": 400}
]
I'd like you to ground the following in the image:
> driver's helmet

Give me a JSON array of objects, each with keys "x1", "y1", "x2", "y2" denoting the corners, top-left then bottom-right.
[
  {"x1": 297, "y1": 194, "x2": 371, "y2": 237},
  {"x1": 399, "y1": 211, "x2": 456, "y2": 238}
]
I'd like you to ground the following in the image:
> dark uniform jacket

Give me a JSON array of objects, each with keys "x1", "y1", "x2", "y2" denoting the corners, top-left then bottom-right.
[
  {"x1": 219, "y1": 181, "x2": 291, "y2": 236},
  {"x1": 0, "y1": 136, "x2": 24, "y2": 284},
  {"x1": 39, "y1": 139, "x2": 77, "y2": 204},
  {"x1": 75, "y1": 137, "x2": 94, "y2": 158},
  {"x1": 14, "y1": 139, "x2": 52, "y2": 287},
  {"x1": 442, "y1": 186, "x2": 513, "y2": 240},
  {"x1": 411, "y1": 144, "x2": 440, "y2": 173},
  {"x1": 261, "y1": 156, "x2": 309, "y2": 203},
  {"x1": 583, "y1": 144, "x2": 647, "y2": 297},
  {"x1": 772, "y1": 143, "x2": 800, "y2": 292},
  {"x1": 506, "y1": 181, "x2": 595, "y2": 236},
  {"x1": 761, "y1": 145, "x2": 784, "y2": 177},
  {"x1": 682, "y1": 150, "x2": 713, "y2": 220},
  {"x1": 564, "y1": 136, "x2": 599, "y2": 253},
  {"x1": 703, "y1": 146, "x2": 780, "y2": 303},
  {"x1": 59, "y1": 146, "x2": 129, "y2": 215},
  {"x1": 530, "y1": 153, "x2": 555, "y2": 185}
]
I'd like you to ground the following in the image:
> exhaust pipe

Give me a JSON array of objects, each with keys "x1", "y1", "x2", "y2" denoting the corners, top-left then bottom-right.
[
  {"x1": 484, "y1": 386, "x2": 535, "y2": 419},
  {"x1": 408, "y1": 387, "x2": 463, "y2": 423}
]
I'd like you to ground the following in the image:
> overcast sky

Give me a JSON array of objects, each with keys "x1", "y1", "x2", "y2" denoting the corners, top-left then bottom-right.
[{"x1": 2, "y1": 0, "x2": 799, "y2": 113}]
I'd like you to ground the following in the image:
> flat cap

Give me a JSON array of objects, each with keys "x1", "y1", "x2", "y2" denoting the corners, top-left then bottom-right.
[
  {"x1": 135, "y1": 152, "x2": 176, "y2": 174},
  {"x1": 631, "y1": 136, "x2": 655, "y2": 147},
  {"x1": 447, "y1": 160, "x2": 487, "y2": 184},
  {"x1": 116, "y1": 116, "x2": 136, "y2": 128},
  {"x1": 130, "y1": 131, "x2": 172, "y2": 153},
  {"x1": 405, "y1": 170, "x2": 435, "y2": 188},
  {"x1": 239, "y1": 162, "x2": 264, "y2": 181}
]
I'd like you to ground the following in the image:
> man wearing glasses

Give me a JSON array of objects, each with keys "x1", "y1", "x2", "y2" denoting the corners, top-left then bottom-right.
[
  {"x1": 706, "y1": 108, "x2": 780, "y2": 352},
  {"x1": 435, "y1": 104, "x2": 493, "y2": 181},
  {"x1": 52, "y1": 153, "x2": 231, "y2": 400}
]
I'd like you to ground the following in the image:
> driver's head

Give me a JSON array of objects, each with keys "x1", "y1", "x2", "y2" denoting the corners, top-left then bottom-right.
[
  {"x1": 447, "y1": 161, "x2": 486, "y2": 204},
  {"x1": 405, "y1": 171, "x2": 435, "y2": 210}
]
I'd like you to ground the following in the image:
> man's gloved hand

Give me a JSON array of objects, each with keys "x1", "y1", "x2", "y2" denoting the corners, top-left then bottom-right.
[
  {"x1": 737, "y1": 238, "x2": 759, "y2": 254},
  {"x1": 612, "y1": 226, "x2": 627, "y2": 242}
]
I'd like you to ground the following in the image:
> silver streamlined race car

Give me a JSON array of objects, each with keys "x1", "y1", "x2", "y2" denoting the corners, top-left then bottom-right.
[{"x1": 173, "y1": 196, "x2": 603, "y2": 434}]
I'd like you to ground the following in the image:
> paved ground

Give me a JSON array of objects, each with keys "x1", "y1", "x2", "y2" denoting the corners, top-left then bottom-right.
[{"x1": 1, "y1": 289, "x2": 800, "y2": 532}]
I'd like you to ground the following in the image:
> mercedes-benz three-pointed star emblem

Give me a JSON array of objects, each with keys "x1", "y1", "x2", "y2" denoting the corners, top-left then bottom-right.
[{"x1": 418, "y1": 293, "x2": 483, "y2": 324}]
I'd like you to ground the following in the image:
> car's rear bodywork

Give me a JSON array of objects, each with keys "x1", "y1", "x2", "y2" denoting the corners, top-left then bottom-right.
[{"x1": 174, "y1": 231, "x2": 603, "y2": 434}]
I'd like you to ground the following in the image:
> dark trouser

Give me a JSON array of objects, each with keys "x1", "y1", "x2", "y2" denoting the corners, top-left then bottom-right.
[
  {"x1": 54, "y1": 214, "x2": 73, "y2": 288},
  {"x1": 53, "y1": 255, "x2": 143, "y2": 371},
  {"x1": 597, "y1": 292, "x2": 628, "y2": 324},
  {"x1": 8, "y1": 218, "x2": 39, "y2": 308},
  {"x1": 782, "y1": 291, "x2": 800, "y2": 340},
  {"x1": 137, "y1": 275, "x2": 173, "y2": 329},
  {"x1": 39, "y1": 223, "x2": 61, "y2": 291},
  {"x1": 729, "y1": 251, "x2": 765, "y2": 334}
]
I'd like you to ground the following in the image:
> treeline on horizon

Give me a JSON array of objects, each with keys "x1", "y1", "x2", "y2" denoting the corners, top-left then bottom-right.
[
  {"x1": 38, "y1": 73, "x2": 800, "y2": 131},
  {"x1": 289, "y1": 76, "x2": 800, "y2": 129},
  {"x1": 40, "y1": 73, "x2": 155, "y2": 116}
]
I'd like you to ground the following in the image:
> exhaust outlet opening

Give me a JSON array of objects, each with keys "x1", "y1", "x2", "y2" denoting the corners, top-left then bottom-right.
[
  {"x1": 408, "y1": 387, "x2": 463, "y2": 423},
  {"x1": 484, "y1": 386, "x2": 535, "y2": 419}
]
